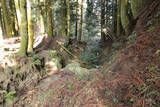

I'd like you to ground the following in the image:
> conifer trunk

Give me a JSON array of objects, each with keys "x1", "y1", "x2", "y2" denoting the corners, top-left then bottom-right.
[
  {"x1": 120, "y1": 0, "x2": 130, "y2": 35},
  {"x1": 77, "y1": 0, "x2": 84, "y2": 42},
  {"x1": 116, "y1": 0, "x2": 121, "y2": 36},
  {"x1": 1, "y1": 0, "x2": 14, "y2": 37},
  {"x1": 19, "y1": 0, "x2": 28, "y2": 57},
  {"x1": 27, "y1": 0, "x2": 34, "y2": 53},
  {"x1": 66, "y1": 0, "x2": 71, "y2": 39},
  {"x1": 75, "y1": 0, "x2": 78, "y2": 40},
  {"x1": 130, "y1": 0, "x2": 143, "y2": 19},
  {"x1": 101, "y1": 0, "x2": 106, "y2": 43},
  {"x1": 47, "y1": 0, "x2": 54, "y2": 37}
]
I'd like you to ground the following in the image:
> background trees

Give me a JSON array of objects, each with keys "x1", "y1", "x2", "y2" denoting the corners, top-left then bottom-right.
[{"x1": 0, "y1": 0, "x2": 149, "y2": 56}]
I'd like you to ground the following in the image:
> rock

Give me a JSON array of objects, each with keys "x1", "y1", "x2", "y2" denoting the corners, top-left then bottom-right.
[{"x1": 65, "y1": 61, "x2": 89, "y2": 76}]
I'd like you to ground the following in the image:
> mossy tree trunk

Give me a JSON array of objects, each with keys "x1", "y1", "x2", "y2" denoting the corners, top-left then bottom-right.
[
  {"x1": 18, "y1": 0, "x2": 28, "y2": 57},
  {"x1": 77, "y1": 0, "x2": 84, "y2": 42},
  {"x1": 47, "y1": 0, "x2": 54, "y2": 38},
  {"x1": 9, "y1": 0, "x2": 18, "y2": 36},
  {"x1": 1, "y1": 0, "x2": 15, "y2": 37},
  {"x1": 75, "y1": 0, "x2": 78, "y2": 40},
  {"x1": 38, "y1": 0, "x2": 46, "y2": 34},
  {"x1": 0, "y1": 7, "x2": 5, "y2": 37},
  {"x1": 59, "y1": 0, "x2": 67, "y2": 36},
  {"x1": 120, "y1": 0, "x2": 130, "y2": 35},
  {"x1": 27, "y1": 0, "x2": 34, "y2": 53},
  {"x1": 116, "y1": 0, "x2": 122, "y2": 36},
  {"x1": 66, "y1": 0, "x2": 71, "y2": 39},
  {"x1": 130, "y1": 0, "x2": 143, "y2": 20},
  {"x1": 14, "y1": 0, "x2": 21, "y2": 33}
]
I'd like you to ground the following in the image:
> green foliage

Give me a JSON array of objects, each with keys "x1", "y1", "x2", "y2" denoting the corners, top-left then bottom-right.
[
  {"x1": 50, "y1": 50, "x2": 59, "y2": 57},
  {"x1": 136, "y1": 85, "x2": 146, "y2": 91},
  {"x1": 112, "y1": 98, "x2": 119, "y2": 103},
  {"x1": 0, "y1": 90, "x2": 16, "y2": 104},
  {"x1": 81, "y1": 52, "x2": 100, "y2": 65},
  {"x1": 112, "y1": 42, "x2": 121, "y2": 48},
  {"x1": 67, "y1": 84, "x2": 76, "y2": 90},
  {"x1": 104, "y1": 89, "x2": 112, "y2": 96},
  {"x1": 105, "y1": 104, "x2": 113, "y2": 107},
  {"x1": 28, "y1": 54, "x2": 42, "y2": 66},
  {"x1": 76, "y1": 74, "x2": 94, "y2": 81},
  {"x1": 128, "y1": 31, "x2": 137, "y2": 41},
  {"x1": 146, "y1": 66, "x2": 158, "y2": 72},
  {"x1": 129, "y1": 98, "x2": 136, "y2": 103}
]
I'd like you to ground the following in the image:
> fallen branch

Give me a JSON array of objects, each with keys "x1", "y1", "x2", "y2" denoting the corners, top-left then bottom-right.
[{"x1": 56, "y1": 40, "x2": 79, "y2": 59}]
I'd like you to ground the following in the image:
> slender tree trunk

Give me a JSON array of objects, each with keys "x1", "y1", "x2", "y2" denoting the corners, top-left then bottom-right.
[
  {"x1": 14, "y1": 0, "x2": 21, "y2": 31},
  {"x1": 9, "y1": 0, "x2": 17, "y2": 36},
  {"x1": 0, "y1": 7, "x2": 5, "y2": 37},
  {"x1": 101, "y1": 0, "x2": 106, "y2": 44},
  {"x1": 0, "y1": 8, "x2": 3, "y2": 40},
  {"x1": 75, "y1": 0, "x2": 78, "y2": 40},
  {"x1": 38, "y1": 0, "x2": 45, "y2": 34},
  {"x1": 47, "y1": 0, "x2": 54, "y2": 37},
  {"x1": 116, "y1": 0, "x2": 121, "y2": 36},
  {"x1": 27, "y1": 0, "x2": 34, "y2": 53},
  {"x1": 19, "y1": 0, "x2": 28, "y2": 57},
  {"x1": 66, "y1": 0, "x2": 71, "y2": 39},
  {"x1": 112, "y1": 0, "x2": 117, "y2": 36},
  {"x1": 77, "y1": 0, "x2": 84, "y2": 42},
  {"x1": 1, "y1": 0, "x2": 14, "y2": 37}
]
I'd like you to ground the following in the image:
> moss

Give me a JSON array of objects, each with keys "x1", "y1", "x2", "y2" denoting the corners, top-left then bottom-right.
[
  {"x1": 130, "y1": 0, "x2": 143, "y2": 19},
  {"x1": 120, "y1": 0, "x2": 130, "y2": 34},
  {"x1": 18, "y1": 0, "x2": 28, "y2": 57}
]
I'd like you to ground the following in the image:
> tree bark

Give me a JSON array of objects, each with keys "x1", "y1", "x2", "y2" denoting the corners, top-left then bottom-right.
[
  {"x1": 1, "y1": 0, "x2": 15, "y2": 37},
  {"x1": 27, "y1": 0, "x2": 34, "y2": 53},
  {"x1": 130, "y1": 0, "x2": 143, "y2": 20},
  {"x1": 77, "y1": 0, "x2": 84, "y2": 42},
  {"x1": 75, "y1": 0, "x2": 78, "y2": 40},
  {"x1": 120, "y1": 0, "x2": 130, "y2": 35},
  {"x1": 101, "y1": 0, "x2": 106, "y2": 43},
  {"x1": 47, "y1": 0, "x2": 54, "y2": 37},
  {"x1": 116, "y1": 0, "x2": 121, "y2": 36},
  {"x1": 18, "y1": 0, "x2": 28, "y2": 57},
  {"x1": 66, "y1": 0, "x2": 71, "y2": 39}
]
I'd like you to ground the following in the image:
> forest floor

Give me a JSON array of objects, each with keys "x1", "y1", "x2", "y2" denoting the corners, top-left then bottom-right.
[{"x1": 0, "y1": 1, "x2": 160, "y2": 107}]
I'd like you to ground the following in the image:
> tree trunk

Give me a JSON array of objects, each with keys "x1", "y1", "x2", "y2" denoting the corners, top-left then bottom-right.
[
  {"x1": 1, "y1": 0, "x2": 14, "y2": 37},
  {"x1": 116, "y1": 0, "x2": 121, "y2": 36},
  {"x1": 18, "y1": 0, "x2": 28, "y2": 57},
  {"x1": 101, "y1": 0, "x2": 106, "y2": 44},
  {"x1": 0, "y1": 7, "x2": 5, "y2": 37},
  {"x1": 130, "y1": 0, "x2": 143, "y2": 20},
  {"x1": 120, "y1": 0, "x2": 130, "y2": 35},
  {"x1": 75, "y1": 0, "x2": 78, "y2": 40},
  {"x1": 66, "y1": 0, "x2": 71, "y2": 39},
  {"x1": 27, "y1": 0, "x2": 34, "y2": 53},
  {"x1": 9, "y1": 0, "x2": 17, "y2": 36},
  {"x1": 38, "y1": 0, "x2": 46, "y2": 34},
  {"x1": 47, "y1": 0, "x2": 54, "y2": 37},
  {"x1": 77, "y1": 0, "x2": 84, "y2": 42},
  {"x1": 14, "y1": 0, "x2": 21, "y2": 31}
]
